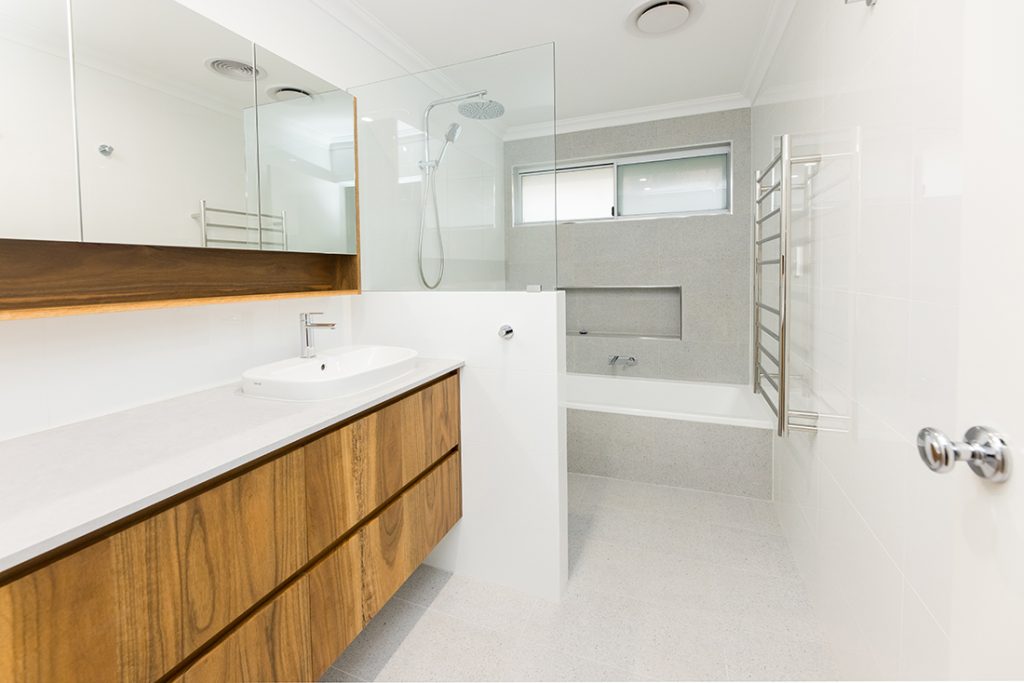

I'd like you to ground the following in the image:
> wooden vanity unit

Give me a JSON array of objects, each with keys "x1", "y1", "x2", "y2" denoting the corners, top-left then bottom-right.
[{"x1": 0, "y1": 373, "x2": 461, "y2": 683}]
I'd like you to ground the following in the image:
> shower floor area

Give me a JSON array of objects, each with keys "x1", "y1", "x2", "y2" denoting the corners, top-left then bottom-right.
[{"x1": 322, "y1": 473, "x2": 836, "y2": 681}]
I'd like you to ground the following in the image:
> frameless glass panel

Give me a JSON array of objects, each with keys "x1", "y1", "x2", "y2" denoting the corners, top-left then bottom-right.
[
  {"x1": 254, "y1": 46, "x2": 357, "y2": 254},
  {"x1": 618, "y1": 153, "x2": 729, "y2": 216},
  {"x1": 0, "y1": 0, "x2": 80, "y2": 241},
  {"x1": 521, "y1": 165, "x2": 613, "y2": 223},
  {"x1": 72, "y1": 0, "x2": 258, "y2": 248},
  {"x1": 350, "y1": 43, "x2": 555, "y2": 291}
]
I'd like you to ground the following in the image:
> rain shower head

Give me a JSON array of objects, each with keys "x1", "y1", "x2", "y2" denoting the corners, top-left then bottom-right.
[{"x1": 458, "y1": 99, "x2": 505, "y2": 120}]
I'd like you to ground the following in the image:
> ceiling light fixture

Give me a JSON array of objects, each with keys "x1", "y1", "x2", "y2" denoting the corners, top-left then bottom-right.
[{"x1": 626, "y1": 0, "x2": 703, "y2": 37}]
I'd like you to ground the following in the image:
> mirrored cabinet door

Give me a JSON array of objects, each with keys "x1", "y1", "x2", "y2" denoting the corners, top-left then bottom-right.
[
  {"x1": 72, "y1": 0, "x2": 259, "y2": 249},
  {"x1": 254, "y1": 46, "x2": 358, "y2": 255},
  {"x1": 0, "y1": 0, "x2": 81, "y2": 242}
]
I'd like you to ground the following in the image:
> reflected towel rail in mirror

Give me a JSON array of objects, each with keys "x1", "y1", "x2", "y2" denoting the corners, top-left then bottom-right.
[{"x1": 193, "y1": 200, "x2": 287, "y2": 250}]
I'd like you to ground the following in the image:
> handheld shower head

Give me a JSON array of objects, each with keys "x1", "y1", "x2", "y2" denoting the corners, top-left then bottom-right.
[
  {"x1": 445, "y1": 122, "x2": 463, "y2": 143},
  {"x1": 434, "y1": 122, "x2": 462, "y2": 167}
]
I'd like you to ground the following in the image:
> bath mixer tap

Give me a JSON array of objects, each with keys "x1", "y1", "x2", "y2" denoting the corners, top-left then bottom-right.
[
  {"x1": 300, "y1": 312, "x2": 336, "y2": 358},
  {"x1": 608, "y1": 355, "x2": 638, "y2": 367}
]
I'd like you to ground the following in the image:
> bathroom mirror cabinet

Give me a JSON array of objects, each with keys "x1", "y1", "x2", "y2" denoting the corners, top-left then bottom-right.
[{"x1": 0, "y1": 0, "x2": 359, "y2": 256}]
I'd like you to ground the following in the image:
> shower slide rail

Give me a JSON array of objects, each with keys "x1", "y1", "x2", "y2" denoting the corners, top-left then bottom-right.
[
  {"x1": 753, "y1": 134, "x2": 823, "y2": 436},
  {"x1": 193, "y1": 200, "x2": 288, "y2": 250}
]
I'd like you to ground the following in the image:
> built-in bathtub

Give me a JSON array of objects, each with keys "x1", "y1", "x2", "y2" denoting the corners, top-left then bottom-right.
[{"x1": 563, "y1": 373, "x2": 775, "y2": 498}]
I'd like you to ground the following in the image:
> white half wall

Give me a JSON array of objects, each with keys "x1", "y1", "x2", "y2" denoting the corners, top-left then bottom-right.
[{"x1": 350, "y1": 291, "x2": 567, "y2": 602}]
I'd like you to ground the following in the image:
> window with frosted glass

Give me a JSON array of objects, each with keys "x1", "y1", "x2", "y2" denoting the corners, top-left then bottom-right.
[
  {"x1": 519, "y1": 165, "x2": 614, "y2": 223},
  {"x1": 617, "y1": 153, "x2": 729, "y2": 217}
]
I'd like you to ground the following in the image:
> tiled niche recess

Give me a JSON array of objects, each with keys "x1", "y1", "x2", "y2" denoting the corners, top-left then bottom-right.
[{"x1": 563, "y1": 286, "x2": 681, "y2": 339}]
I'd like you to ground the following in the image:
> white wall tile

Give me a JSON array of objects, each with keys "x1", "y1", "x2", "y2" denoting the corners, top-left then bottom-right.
[
  {"x1": 754, "y1": 0, "x2": 970, "y2": 677},
  {"x1": 899, "y1": 581, "x2": 950, "y2": 680}
]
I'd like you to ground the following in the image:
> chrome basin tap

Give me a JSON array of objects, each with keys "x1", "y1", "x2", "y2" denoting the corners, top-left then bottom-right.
[{"x1": 300, "y1": 312, "x2": 336, "y2": 358}]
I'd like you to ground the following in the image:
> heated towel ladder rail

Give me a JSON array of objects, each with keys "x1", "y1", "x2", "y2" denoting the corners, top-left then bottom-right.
[
  {"x1": 753, "y1": 134, "x2": 823, "y2": 436},
  {"x1": 192, "y1": 200, "x2": 288, "y2": 250}
]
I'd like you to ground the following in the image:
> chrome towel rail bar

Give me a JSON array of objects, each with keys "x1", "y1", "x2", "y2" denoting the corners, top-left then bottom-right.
[
  {"x1": 753, "y1": 137, "x2": 847, "y2": 436},
  {"x1": 193, "y1": 200, "x2": 288, "y2": 250}
]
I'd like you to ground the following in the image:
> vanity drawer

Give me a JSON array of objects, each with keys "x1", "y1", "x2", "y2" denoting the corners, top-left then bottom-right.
[
  {"x1": 176, "y1": 576, "x2": 313, "y2": 683},
  {"x1": 305, "y1": 374, "x2": 460, "y2": 555},
  {"x1": 0, "y1": 448, "x2": 306, "y2": 683},
  {"x1": 173, "y1": 448, "x2": 307, "y2": 653},
  {"x1": 0, "y1": 539, "x2": 123, "y2": 682},
  {"x1": 307, "y1": 532, "x2": 363, "y2": 675},
  {"x1": 361, "y1": 450, "x2": 462, "y2": 619}
]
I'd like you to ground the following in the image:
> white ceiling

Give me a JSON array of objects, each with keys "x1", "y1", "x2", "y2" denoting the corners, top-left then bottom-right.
[{"x1": 345, "y1": 0, "x2": 779, "y2": 122}]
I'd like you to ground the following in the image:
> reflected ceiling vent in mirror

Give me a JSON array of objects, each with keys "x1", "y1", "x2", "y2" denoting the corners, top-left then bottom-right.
[
  {"x1": 206, "y1": 58, "x2": 263, "y2": 81},
  {"x1": 267, "y1": 86, "x2": 314, "y2": 102},
  {"x1": 627, "y1": 0, "x2": 703, "y2": 36}
]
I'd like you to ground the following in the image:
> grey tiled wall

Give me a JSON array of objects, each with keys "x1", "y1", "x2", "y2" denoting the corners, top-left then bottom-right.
[
  {"x1": 506, "y1": 108, "x2": 752, "y2": 384},
  {"x1": 568, "y1": 409, "x2": 772, "y2": 499}
]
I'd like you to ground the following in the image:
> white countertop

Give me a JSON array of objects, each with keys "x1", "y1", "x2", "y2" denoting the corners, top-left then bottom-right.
[{"x1": 0, "y1": 357, "x2": 463, "y2": 574}]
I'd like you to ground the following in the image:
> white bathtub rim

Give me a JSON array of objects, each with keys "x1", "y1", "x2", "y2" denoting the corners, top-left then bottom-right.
[{"x1": 562, "y1": 372, "x2": 775, "y2": 430}]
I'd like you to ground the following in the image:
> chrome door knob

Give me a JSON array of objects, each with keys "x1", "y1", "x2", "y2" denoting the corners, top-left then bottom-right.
[{"x1": 916, "y1": 426, "x2": 1011, "y2": 483}]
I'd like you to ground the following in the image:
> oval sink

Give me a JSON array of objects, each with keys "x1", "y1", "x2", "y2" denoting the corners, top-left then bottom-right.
[{"x1": 241, "y1": 345, "x2": 418, "y2": 401}]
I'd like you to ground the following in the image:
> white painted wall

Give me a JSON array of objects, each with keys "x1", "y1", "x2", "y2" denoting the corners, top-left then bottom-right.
[
  {"x1": 350, "y1": 291, "x2": 567, "y2": 601},
  {"x1": 0, "y1": 297, "x2": 348, "y2": 442},
  {"x1": 753, "y1": 0, "x2": 1024, "y2": 678}
]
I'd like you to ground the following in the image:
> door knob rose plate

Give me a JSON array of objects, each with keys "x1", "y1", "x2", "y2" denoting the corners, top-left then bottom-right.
[{"x1": 917, "y1": 426, "x2": 1011, "y2": 483}]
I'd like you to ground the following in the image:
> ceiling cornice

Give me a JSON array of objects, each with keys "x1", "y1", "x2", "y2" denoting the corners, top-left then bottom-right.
[
  {"x1": 307, "y1": 0, "x2": 435, "y2": 79},
  {"x1": 740, "y1": 0, "x2": 798, "y2": 103},
  {"x1": 503, "y1": 92, "x2": 751, "y2": 141}
]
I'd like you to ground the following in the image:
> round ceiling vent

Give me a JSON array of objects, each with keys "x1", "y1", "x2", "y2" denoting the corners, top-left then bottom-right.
[
  {"x1": 626, "y1": 0, "x2": 703, "y2": 36},
  {"x1": 206, "y1": 58, "x2": 263, "y2": 81},
  {"x1": 637, "y1": 2, "x2": 690, "y2": 33},
  {"x1": 267, "y1": 86, "x2": 314, "y2": 102}
]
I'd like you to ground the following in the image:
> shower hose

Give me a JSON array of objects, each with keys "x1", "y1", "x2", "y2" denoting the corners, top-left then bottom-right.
[{"x1": 417, "y1": 167, "x2": 445, "y2": 289}]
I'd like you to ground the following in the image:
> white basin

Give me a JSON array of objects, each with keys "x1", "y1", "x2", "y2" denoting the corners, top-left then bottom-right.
[{"x1": 241, "y1": 345, "x2": 418, "y2": 401}]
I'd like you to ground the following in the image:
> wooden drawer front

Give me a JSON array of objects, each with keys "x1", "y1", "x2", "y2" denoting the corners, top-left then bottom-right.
[
  {"x1": 306, "y1": 374, "x2": 460, "y2": 555},
  {"x1": 429, "y1": 372, "x2": 460, "y2": 459},
  {"x1": 307, "y1": 533, "x2": 363, "y2": 676},
  {"x1": 178, "y1": 577, "x2": 313, "y2": 683},
  {"x1": 0, "y1": 540, "x2": 122, "y2": 683},
  {"x1": 0, "y1": 448, "x2": 307, "y2": 683},
  {"x1": 361, "y1": 451, "x2": 462, "y2": 620},
  {"x1": 176, "y1": 448, "x2": 307, "y2": 654}
]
